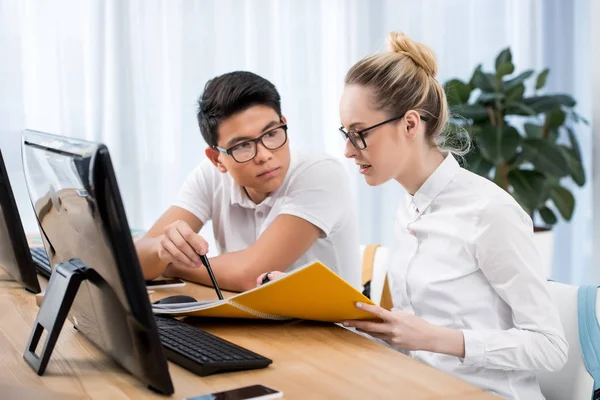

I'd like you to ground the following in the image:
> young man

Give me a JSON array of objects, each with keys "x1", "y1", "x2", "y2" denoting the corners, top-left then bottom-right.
[{"x1": 136, "y1": 71, "x2": 360, "y2": 292}]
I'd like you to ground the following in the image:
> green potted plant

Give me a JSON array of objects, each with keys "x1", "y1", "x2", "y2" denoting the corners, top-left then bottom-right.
[{"x1": 443, "y1": 48, "x2": 587, "y2": 275}]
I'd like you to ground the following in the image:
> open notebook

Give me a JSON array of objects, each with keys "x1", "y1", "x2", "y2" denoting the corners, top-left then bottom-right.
[{"x1": 152, "y1": 261, "x2": 378, "y2": 322}]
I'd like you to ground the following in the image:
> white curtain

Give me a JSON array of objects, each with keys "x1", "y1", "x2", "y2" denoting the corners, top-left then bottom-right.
[
  {"x1": 593, "y1": 0, "x2": 600, "y2": 283},
  {"x1": 0, "y1": 0, "x2": 594, "y2": 283}
]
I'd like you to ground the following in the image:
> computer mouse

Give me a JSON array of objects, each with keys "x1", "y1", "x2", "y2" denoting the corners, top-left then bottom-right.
[{"x1": 153, "y1": 295, "x2": 198, "y2": 305}]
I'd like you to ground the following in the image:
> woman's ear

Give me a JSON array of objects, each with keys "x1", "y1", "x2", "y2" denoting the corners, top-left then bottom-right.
[
  {"x1": 404, "y1": 110, "x2": 422, "y2": 140},
  {"x1": 205, "y1": 147, "x2": 228, "y2": 173}
]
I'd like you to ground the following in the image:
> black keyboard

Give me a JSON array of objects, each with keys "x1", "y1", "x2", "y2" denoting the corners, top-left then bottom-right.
[
  {"x1": 154, "y1": 315, "x2": 272, "y2": 376},
  {"x1": 30, "y1": 247, "x2": 52, "y2": 278}
]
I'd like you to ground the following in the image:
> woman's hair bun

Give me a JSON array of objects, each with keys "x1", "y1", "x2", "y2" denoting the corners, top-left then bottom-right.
[{"x1": 388, "y1": 31, "x2": 438, "y2": 78}]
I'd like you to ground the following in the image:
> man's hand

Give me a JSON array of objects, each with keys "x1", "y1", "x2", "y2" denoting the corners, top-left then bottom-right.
[
  {"x1": 148, "y1": 213, "x2": 321, "y2": 292},
  {"x1": 156, "y1": 220, "x2": 209, "y2": 270}
]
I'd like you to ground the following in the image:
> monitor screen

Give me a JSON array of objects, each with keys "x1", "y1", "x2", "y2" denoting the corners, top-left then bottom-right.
[
  {"x1": 0, "y1": 149, "x2": 41, "y2": 293},
  {"x1": 21, "y1": 130, "x2": 174, "y2": 395}
]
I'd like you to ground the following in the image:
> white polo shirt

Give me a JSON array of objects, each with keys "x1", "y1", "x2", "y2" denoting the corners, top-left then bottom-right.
[{"x1": 173, "y1": 152, "x2": 361, "y2": 289}]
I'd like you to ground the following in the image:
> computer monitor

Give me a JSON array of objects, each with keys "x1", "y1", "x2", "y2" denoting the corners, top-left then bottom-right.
[
  {"x1": 21, "y1": 130, "x2": 174, "y2": 395},
  {"x1": 0, "y1": 149, "x2": 42, "y2": 293}
]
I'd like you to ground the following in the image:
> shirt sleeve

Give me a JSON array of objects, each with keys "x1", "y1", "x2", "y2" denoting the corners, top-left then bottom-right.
[
  {"x1": 279, "y1": 157, "x2": 351, "y2": 238},
  {"x1": 461, "y1": 202, "x2": 568, "y2": 372},
  {"x1": 172, "y1": 160, "x2": 213, "y2": 224}
]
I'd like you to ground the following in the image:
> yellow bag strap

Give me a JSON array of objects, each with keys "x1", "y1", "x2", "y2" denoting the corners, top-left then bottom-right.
[{"x1": 361, "y1": 244, "x2": 393, "y2": 311}]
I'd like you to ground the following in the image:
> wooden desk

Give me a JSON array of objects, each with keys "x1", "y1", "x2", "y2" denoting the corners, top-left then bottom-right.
[{"x1": 0, "y1": 267, "x2": 498, "y2": 399}]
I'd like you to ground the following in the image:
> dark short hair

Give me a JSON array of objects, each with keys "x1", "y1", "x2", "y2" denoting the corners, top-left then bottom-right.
[{"x1": 197, "y1": 71, "x2": 282, "y2": 147}]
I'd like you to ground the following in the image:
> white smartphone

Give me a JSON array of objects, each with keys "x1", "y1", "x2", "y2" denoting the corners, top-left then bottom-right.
[
  {"x1": 144, "y1": 277, "x2": 186, "y2": 289},
  {"x1": 184, "y1": 384, "x2": 282, "y2": 400}
]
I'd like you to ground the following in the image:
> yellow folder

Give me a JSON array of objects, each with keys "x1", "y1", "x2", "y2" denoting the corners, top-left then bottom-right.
[{"x1": 152, "y1": 261, "x2": 378, "y2": 322}]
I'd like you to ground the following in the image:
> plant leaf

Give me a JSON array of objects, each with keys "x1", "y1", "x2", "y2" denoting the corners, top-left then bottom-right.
[
  {"x1": 508, "y1": 169, "x2": 551, "y2": 211},
  {"x1": 477, "y1": 125, "x2": 522, "y2": 164},
  {"x1": 522, "y1": 94, "x2": 576, "y2": 113},
  {"x1": 546, "y1": 108, "x2": 566, "y2": 129},
  {"x1": 471, "y1": 65, "x2": 496, "y2": 92},
  {"x1": 464, "y1": 144, "x2": 494, "y2": 178},
  {"x1": 496, "y1": 62, "x2": 515, "y2": 78},
  {"x1": 550, "y1": 185, "x2": 575, "y2": 220},
  {"x1": 521, "y1": 138, "x2": 569, "y2": 177},
  {"x1": 505, "y1": 101, "x2": 538, "y2": 116},
  {"x1": 524, "y1": 123, "x2": 543, "y2": 138},
  {"x1": 539, "y1": 206, "x2": 558, "y2": 225},
  {"x1": 508, "y1": 152, "x2": 526, "y2": 169},
  {"x1": 469, "y1": 64, "x2": 481, "y2": 87},
  {"x1": 495, "y1": 48, "x2": 512, "y2": 69},
  {"x1": 449, "y1": 104, "x2": 489, "y2": 122},
  {"x1": 570, "y1": 110, "x2": 590, "y2": 125},
  {"x1": 505, "y1": 83, "x2": 525, "y2": 102},
  {"x1": 566, "y1": 127, "x2": 582, "y2": 161},
  {"x1": 477, "y1": 92, "x2": 505, "y2": 104},
  {"x1": 564, "y1": 127, "x2": 585, "y2": 186},
  {"x1": 503, "y1": 70, "x2": 535, "y2": 91},
  {"x1": 559, "y1": 145, "x2": 586, "y2": 186},
  {"x1": 444, "y1": 79, "x2": 472, "y2": 106},
  {"x1": 535, "y1": 68, "x2": 550, "y2": 90}
]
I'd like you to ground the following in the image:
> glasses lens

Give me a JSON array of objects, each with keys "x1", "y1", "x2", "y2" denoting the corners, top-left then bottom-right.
[
  {"x1": 262, "y1": 128, "x2": 287, "y2": 150},
  {"x1": 349, "y1": 131, "x2": 366, "y2": 149},
  {"x1": 230, "y1": 142, "x2": 256, "y2": 163},
  {"x1": 340, "y1": 129, "x2": 364, "y2": 150}
]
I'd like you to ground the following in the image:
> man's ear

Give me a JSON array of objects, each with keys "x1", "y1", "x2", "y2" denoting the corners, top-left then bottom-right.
[
  {"x1": 281, "y1": 115, "x2": 287, "y2": 124},
  {"x1": 205, "y1": 147, "x2": 227, "y2": 173}
]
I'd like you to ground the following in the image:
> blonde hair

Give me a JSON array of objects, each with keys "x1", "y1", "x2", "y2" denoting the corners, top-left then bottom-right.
[{"x1": 345, "y1": 32, "x2": 469, "y2": 154}]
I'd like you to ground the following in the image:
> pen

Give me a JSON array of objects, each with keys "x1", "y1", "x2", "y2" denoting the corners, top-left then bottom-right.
[
  {"x1": 200, "y1": 254, "x2": 224, "y2": 300},
  {"x1": 261, "y1": 272, "x2": 272, "y2": 285}
]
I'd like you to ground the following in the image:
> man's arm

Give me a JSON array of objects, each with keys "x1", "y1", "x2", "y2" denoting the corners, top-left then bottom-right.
[
  {"x1": 136, "y1": 206, "x2": 205, "y2": 280},
  {"x1": 166, "y1": 157, "x2": 352, "y2": 292},
  {"x1": 165, "y1": 214, "x2": 321, "y2": 292}
]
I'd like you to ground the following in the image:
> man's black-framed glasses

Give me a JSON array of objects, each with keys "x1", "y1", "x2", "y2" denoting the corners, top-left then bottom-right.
[
  {"x1": 339, "y1": 113, "x2": 430, "y2": 150},
  {"x1": 215, "y1": 124, "x2": 288, "y2": 163}
]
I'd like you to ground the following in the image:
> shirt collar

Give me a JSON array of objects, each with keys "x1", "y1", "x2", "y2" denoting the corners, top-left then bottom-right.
[
  {"x1": 230, "y1": 178, "x2": 252, "y2": 207},
  {"x1": 230, "y1": 152, "x2": 297, "y2": 209},
  {"x1": 409, "y1": 153, "x2": 460, "y2": 214}
]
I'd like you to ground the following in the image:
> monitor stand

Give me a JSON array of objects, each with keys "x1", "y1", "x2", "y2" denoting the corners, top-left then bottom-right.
[{"x1": 23, "y1": 258, "x2": 90, "y2": 375}]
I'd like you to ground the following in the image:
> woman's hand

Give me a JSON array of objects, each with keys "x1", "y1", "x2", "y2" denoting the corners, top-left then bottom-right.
[
  {"x1": 343, "y1": 302, "x2": 465, "y2": 357},
  {"x1": 255, "y1": 271, "x2": 286, "y2": 287}
]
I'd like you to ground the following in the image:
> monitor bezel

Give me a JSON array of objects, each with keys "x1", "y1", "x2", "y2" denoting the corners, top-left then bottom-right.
[{"x1": 0, "y1": 149, "x2": 41, "y2": 293}]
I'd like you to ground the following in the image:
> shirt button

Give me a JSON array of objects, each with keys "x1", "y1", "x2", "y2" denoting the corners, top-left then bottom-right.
[{"x1": 257, "y1": 211, "x2": 263, "y2": 218}]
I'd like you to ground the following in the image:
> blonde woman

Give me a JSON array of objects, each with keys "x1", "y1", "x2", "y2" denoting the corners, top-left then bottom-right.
[{"x1": 260, "y1": 33, "x2": 568, "y2": 399}]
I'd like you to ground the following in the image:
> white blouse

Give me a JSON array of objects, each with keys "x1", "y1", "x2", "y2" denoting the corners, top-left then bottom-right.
[{"x1": 389, "y1": 154, "x2": 568, "y2": 399}]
